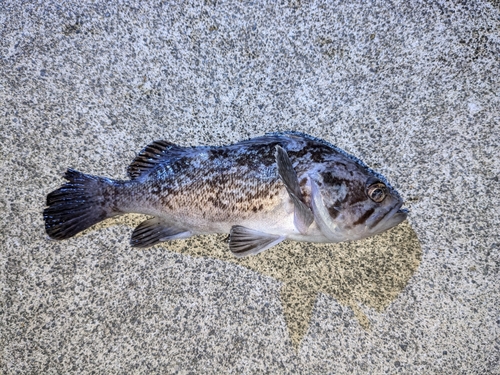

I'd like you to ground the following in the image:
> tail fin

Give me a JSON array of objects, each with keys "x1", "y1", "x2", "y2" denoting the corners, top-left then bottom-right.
[{"x1": 43, "y1": 169, "x2": 118, "y2": 240}]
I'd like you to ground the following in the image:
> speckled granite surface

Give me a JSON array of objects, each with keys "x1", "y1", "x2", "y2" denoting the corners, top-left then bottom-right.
[{"x1": 1, "y1": 0, "x2": 499, "y2": 373}]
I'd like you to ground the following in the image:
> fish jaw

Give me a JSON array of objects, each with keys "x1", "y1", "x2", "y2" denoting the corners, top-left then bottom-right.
[{"x1": 369, "y1": 204, "x2": 408, "y2": 235}]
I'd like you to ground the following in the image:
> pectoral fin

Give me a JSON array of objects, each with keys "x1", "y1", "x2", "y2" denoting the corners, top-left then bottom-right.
[
  {"x1": 229, "y1": 225, "x2": 285, "y2": 257},
  {"x1": 131, "y1": 217, "x2": 191, "y2": 248},
  {"x1": 275, "y1": 145, "x2": 314, "y2": 234},
  {"x1": 310, "y1": 178, "x2": 342, "y2": 242}
]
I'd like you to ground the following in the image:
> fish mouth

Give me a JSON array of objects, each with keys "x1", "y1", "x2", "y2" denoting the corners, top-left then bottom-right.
[
  {"x1": 371, "y1": 202, "x2": 408, "y2": 234},
  {"x1": 392, "y1": 207, "x2": 409, "y2": 226}
]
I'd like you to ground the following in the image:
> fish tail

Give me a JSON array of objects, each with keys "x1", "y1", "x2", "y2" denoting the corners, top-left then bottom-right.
[{"x1": 43, "y1": 169, "x2": 119, "y2": 240}]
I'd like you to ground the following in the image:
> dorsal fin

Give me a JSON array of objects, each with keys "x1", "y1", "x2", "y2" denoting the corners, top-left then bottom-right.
[{"x1": 127, "y1": 140, "x2": 185, "y2": 180}]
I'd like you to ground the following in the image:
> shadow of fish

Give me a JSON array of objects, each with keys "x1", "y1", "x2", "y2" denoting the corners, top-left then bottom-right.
[{"x1": 161, "y1": 220, "x2": 422, "y2": 349}]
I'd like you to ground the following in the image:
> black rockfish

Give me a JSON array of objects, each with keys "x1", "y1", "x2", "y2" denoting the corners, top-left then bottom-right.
[{"x1": 43, "y1": 132, "x2": 407, "y2": 257}]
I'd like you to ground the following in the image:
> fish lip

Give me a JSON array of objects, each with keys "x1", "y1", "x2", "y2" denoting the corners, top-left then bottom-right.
[
  {"x1": 397, "y1": 207, "x2": 409, "y2": 215},
  {"x1": 371, "y1": 201, "x2": 407, "y2": 233},
  {"x1": 387, "y1": 202, "x2": 408, "y2": 226}
]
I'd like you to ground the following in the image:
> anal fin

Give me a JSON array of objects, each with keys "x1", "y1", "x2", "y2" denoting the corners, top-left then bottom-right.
[
  {"x1": 275, "y1": 145, "x2": 314, "y2": 234},
  {"x1": 229, "y1": 225, "x2": 285, "y2": 257},
  {"x1": 131, "y1": 217, "x2": 191, "y2": 248}
]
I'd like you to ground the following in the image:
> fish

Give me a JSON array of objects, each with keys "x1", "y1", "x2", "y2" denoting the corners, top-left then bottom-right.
[{"x1": 43, "y1": 132, "x2": 408, "y2": 257}]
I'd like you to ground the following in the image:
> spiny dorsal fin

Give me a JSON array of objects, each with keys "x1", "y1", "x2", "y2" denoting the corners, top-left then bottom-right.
[
  {"x1": 127, "y1": 140, "x2": 185, "y2": 180},
  {"x1": 229, "y1": 225, "x2": 285, "y2": 257},
  {"x1": 275, "y1": 145, "x2": 314, "y2": 234}
]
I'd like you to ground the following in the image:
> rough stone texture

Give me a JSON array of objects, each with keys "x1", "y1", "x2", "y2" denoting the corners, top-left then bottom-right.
[{"x1": 1, "y1": 0, "x2": 499, "y2": 373}]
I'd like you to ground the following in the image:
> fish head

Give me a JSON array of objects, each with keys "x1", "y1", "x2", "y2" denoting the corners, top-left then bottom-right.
[{"x1": 309, "y1": 165, "x2": 407, "y2": 242}]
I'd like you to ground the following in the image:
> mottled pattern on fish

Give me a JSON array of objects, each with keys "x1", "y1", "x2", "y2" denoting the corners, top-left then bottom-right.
[
  {"x1": 136, "y1": 140, "x2": 285, "y2": 223},
  {"x1": 44, "y1": 132, "x2": 407, "y2": 257}
]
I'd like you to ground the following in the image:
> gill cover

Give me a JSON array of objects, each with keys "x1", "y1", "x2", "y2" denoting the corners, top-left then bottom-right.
[{"x1": 309, "y1": 177, "x2": 346, "y2": 242}]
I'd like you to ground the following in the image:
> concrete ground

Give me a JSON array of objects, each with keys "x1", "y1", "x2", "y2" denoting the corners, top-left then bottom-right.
[{"x1": 1, "y1": 0, "x2": 499, "y2": 373}]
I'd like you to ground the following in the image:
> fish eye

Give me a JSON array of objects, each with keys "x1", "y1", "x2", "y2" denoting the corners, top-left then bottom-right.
[{"x1": 367, "y1": 182, "x2": 387, "y2": 203}]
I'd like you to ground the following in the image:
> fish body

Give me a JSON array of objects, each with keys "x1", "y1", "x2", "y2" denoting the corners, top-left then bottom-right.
[{"x1": 44, "y1": 132, "x2": 407, "y2": 256}]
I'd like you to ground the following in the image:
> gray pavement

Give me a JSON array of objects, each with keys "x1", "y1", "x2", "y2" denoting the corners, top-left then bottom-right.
[{"x1": 1, "y1": 0, "x2": 499, "y2": 373}]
